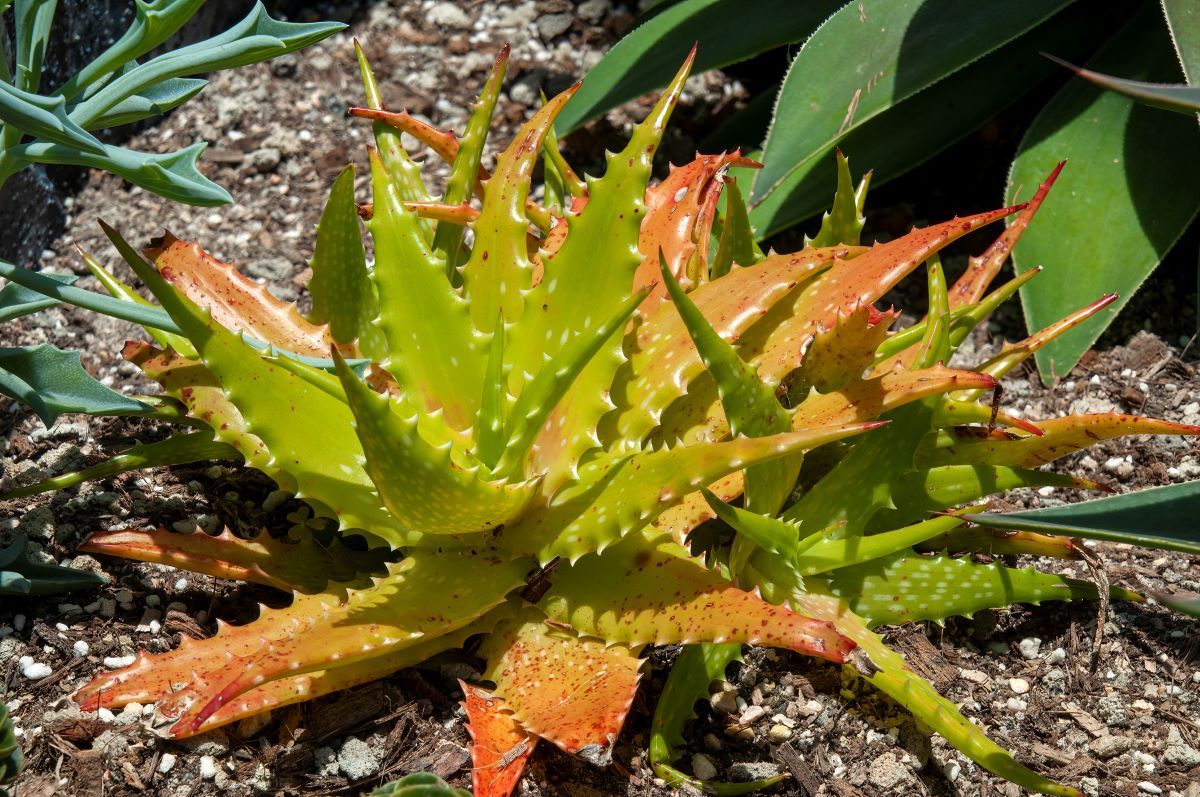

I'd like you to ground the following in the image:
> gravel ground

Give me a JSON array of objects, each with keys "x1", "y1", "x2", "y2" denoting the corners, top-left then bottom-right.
[{"x1": 2, "y1": 2, "x2": 1200, "y2": 796}]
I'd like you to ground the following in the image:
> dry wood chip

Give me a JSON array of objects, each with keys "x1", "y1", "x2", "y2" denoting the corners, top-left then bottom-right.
[
  {"x1": 1030, "y1": 742, "x2": 1074, "y2": 767},
  {"x1": 773, "y1": 741, "x2": 820, "y2": 796},
  {"x1": 1060, "y1": 701, "x2": 1109, "y2": 738}
]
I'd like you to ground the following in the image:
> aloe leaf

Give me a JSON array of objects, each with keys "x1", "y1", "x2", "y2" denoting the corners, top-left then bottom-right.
[
  {"x1": 960, "y1": 479, "x2": 1200, "y2": 554},
  {"x1": 86, "y1": 77, "x2": 207, "y2": 129},
  {"x1": 0, "y1": 270, "x2": 73, "y2": 321},
  {"x1": 434, "y1": 46, "x2": 507, "y2": 275},
  {"x1": 493, "y1": 287, "x2": 647, "y2": 479},
  {"x1": 1009, "y1": 6, "x2": 1200, "y2": 383},
  {"x1": 1162, "y1": 0, "x2": 1200, "y2": 81},
  {"x1": 0, "y1": 698, "x2": 21, "y2": 787},
  {"x1": 10, "y1": 139, "x2": 232, "y2": 205},
  {"x1": 57, "y1": 0, "x2": 206, "y2": 100},
  {"x1": 1047, "y1": 53, "x2": 1200, "y2": 114},
  {"x1": 803, "y1": 150, "x2": 868, "y2": 248},
  {"x1": 306, "y1": 165, "x2": 383, "y2": 358},
  {"x1": 754, "y1": 0, "x2": 1070, "y2": 206},
  {"x1": 0, "y1": 432, "x2": 239, "y2": 500},
  {"x1": 710, "y1": 176, "x2": 762, "y2": 279},
  {"x1": 748, "y1": 4, "x2": 1111, "y2": 238},
  {"x1": 460, "y1": 683, "x2": 537, "y2": 797},
  {"x1": 12, "y1": 0, "x2": 56, "y2": 92},
  {"x1": 77, "y1": 244, "x2": 193, "y2": 357},
  {"x1": 368, "y1": 772, "x2": 472, "y2": 797},
  {"x1": 0, "y1": 81, "x2": 105, "y2": 153},
  {"x1": 461, "y1": 83, "x2": 578, "y2": 332},
  {"x1": 481, "y1": 614, "x2": 642, "y2": 766},
  {"x1": 68, "y1": 4, "x2": 344, "y2": 127},
  {"x1": 817, "y1": 551, "x2": 1120, "y2": 627},
  {"x1": 0, "y1": 533, "x2": 108, "y2": 596},
  {"x1": 554, "y1": 0, "x2": 840, "y2": 134},
  {"x1": 0, "y1": 344, "x2": 150, "y2": 425},
  {"x1": 1154, "y1": 591, "x2": 1200, "y2": 619}
]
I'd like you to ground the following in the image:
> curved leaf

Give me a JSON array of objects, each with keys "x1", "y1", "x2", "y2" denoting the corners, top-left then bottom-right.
[{"x1": 0, "y1": 344, "x2": 150, "y2": 425}]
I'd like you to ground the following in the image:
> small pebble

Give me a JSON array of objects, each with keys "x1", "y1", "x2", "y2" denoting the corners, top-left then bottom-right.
[
  {"x1": 145, "y1": 594, "x2": 161, "y2": 607},
  {"x1": 1018, "y1": 638, "x2": 1042, "y2": 659},
  {"x1": 13, "y1": 614, "x2": 26, "y2": 632},
  {"x1": 72, "y1": 640, "x2": 90, "y2": 657},
  {"x1": 97, "y1": 707, "x2": 115, "y2": 722},
  {"x1": 944, "y1": 760, "x2": 961, "y2": 781},
  {"x1": 1009, "y1": 677, "x2": 1030, "y2": 695},
  {"x1": 20, "y1": 657, "x2": 52, "y2": 680},
  {"x1": 769, "y1": 724, "x2": 792, "y2": 742},
  {"x1": 104, "y1": 654, "x2": 136, "y2": 669},
  {"x1": 739, "y1": 705, "x2": 766, "y2": 725},
  {"x1": 1137, "y1": 782, "x2": 1162, "y2": 795},
  {"x1": 702, "y1": 733, "x2": 722, "y2": 752},
  {"x1": 1005, "y1": 697, "x2": 1027, "y2": 712},
  {"x1": 1044, "y1": 647, "x2": 1066, "y2": 665},
  {"x1": 114, "y1": 589, "x2": 133, "y2": 603},
  {"x1": 200, "y1": 755, "x2": 217, "y2": 780},
  {"x1": 158, "y1": 753, "x2": 177, "y2": 774},
  {"x1": 691, "y1": 753, "x2": 718, "y2": 781},
  {"x1": 174, "y1": 578, "x2": 188, "y2": 592}
]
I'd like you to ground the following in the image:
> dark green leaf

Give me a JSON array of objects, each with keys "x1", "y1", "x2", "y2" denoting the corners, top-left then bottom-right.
[
  {"x1": 1162, "y1": 0, "x2": 1200, "y2": 81},
  {"x1": 0, "y1": 344, "x2": 150, "y2": 425},
  {"x1": 0, "y1": 534, "x2": 107, "y2": 596},
  {"x1": 555, "y1": 0, "x2": 840, "y2": 134},
  {"x1": 1009, "y1": 7, "x2": 1200, "y2": 383},
  {"x1": 748, "y1": 1, "x2": 1111, "y2": 238},
  {"x1": 0, "y1": 270, "x2": 74, "y2": 322},
  {"x1": 753, "y1": 0, "x2": 1072, "y2": 205},
  {"x1": 364, "y1": 772, "x2": 470, "y2": 797},
  {"x1": 1046, "y1": 52, "x2": 1200, "y2": 114},
  {"x1": 710, "y1": 175, "x2": 762, "y2": 278},
  {"x1": 960, "y1": 479, "x2": 1200, "y2": 554}
]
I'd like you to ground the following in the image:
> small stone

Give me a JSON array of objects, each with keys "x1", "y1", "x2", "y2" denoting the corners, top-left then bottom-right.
[
  {"x1": 867, "y1": 752, "x2": 906, "y2": 789},
  {"x1": 1018, "y1": 637, "x2": 1042, "y2": 659},
  {"x1": 1133, "y1": 750, "x2": 1156, "y2": 767},
  {"x1": 1044, "y1": 647, "x2": 1067, "y2": 665},
  {"x1": 1164, "y1": 725, "x2": 1200, "y2": 767},
  {"x1": 739, "y1": 704, "x2": 766, "y2": 725},
  {"x1": 269, "y1": 53, "x2": 298, "y2": 79},
  {"x1": 702, "y1": 733, "x2": 722, "y2": 752},
  {"x1": 96, "y1": 707, "x2": 115, "y2": 722},
  {"x1": 691, "y1": 753, "x2": 718, "y2": 781},
  {"x1": 710, "y1": 683, "x2": 739, "y2": 715},
  {"x1": 200, "y1": 755, "x2": 217, "y2": 780},
  {"x1": 1005, "y1": 698, "x2": 1027, "y2": 712},
  {"x1": 337, "y1": 736, "x2": 380, "y2": 780},
  {"x1": 104, "y1": 654, "x2": 136, "y2": 669},
  {"x1": 1009, "y1": 677, "x2": 1030, "y2": 695},
  {"x1": 536, "y1": 12, "x2": 573, "y2": 41},
  {"x1": 158, "y1": 753, "x2": 177, "y2": 774},
  {"x1": 428, "y1": 2, "x2": 471, "y2": 28},
  {"x1": 314, "y1": 746, "x2": 339, "y2": 776},
  {"x1": 577, "y1": 0, "x2": 610, "y2": 23},
  {"x1": 1131, "y1": 699, "x2": 1155, "y2": 712},
  {"x1": 943, "y1": 760, "x2": 961, "y2": 781},
  {"x1": 21, "y1": 659, "x2": 52, "y2": 680},
  {"x1": 115, "y1": 588, "x2": 133, "y2": 603},
  {"x1": 247, "y1": 147, "x2": 282, "y2": 174},
  {"x1": 769, "y1": 724, "x2": 792, "y2": 742},
  {"x1": 1089, "y1": 735, "x2": 1133, "y2": 759},
  {"x1": 959, "y1": 668, "x2": 990, "y2": 685},
  {"x1": 1138, "y1": 782, "x2": 1162, "y2": 795},
  {"x1": 72, "y1": 640, "x2": 89, "y2": 657},
  {"x1": 1080, "y1": 776, "x2": 1100, "y2": 797},
  {"x1": 728, "y1": 762, "x2": 779, "y2": 782}
]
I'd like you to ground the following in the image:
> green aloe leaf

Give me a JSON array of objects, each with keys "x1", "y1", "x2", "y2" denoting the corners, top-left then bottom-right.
[
  {"x1": 0, "y1": 698, "x2": 21, "y2": 788},
  {"x1": 1008, "y1": 6, "x2": 1200, "y2": 383},
  {"x1": 961, "y1": 479, "x2": 1200, "y2": 555},
  {"x1": 554, "y1": 0, "x2": 841, "y2": 134},
  {"x1": 1162, "y1": 0, "x2": 1200, "y2": 81},
  {"x1": 0, "y1": 533, "x2": 108, "y2": 596},
  {"x1": 365, "y1": 772, "x2": 471, "y2": 797},
  {"x1": 0, "y1": 270, "x2": 74, "y2": 322},
  {"x1": 0, "y1": 344, "x2": 150, "y2": 425},
  {"x1": 1048, "y1": 55, "x2": 1200, "y2": 114},
  {"x1": 753, "y1": 0, "x2": 1071, "y2": 207},
  {"x1": 0, "y1": 431, "x2": 241, "y2": 500},
  {"x1": 1154, "y1": 591, "x2": 1200, "y2": 619}
]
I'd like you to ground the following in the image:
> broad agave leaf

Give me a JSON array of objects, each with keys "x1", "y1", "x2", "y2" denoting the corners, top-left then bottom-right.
[{"x1": 35, "y1": 48, "x2": 1195, "y2": 797}]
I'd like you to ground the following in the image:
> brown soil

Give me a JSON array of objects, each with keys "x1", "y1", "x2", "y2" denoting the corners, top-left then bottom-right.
[{"x1": 2, "y1": 2, "x2": 1200, "y2": 797}]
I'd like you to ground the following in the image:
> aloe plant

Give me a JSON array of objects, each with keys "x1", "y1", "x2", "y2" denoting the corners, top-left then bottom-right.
[
  {"x1": 0, "y1": 532, "x2": 107, "y2": 595},
  {"x1": 0, "y1": 699, "x2": 19, "y2": 797},
  {"x1": 8, "y1": 47, "x2": 1197, "y2": 797}
]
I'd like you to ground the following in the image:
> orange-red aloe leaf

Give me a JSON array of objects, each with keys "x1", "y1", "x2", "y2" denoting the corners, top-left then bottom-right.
[
  {"x1": 460, "y1": 83, "x2": 579, "y2": 333},
  {"x1": 144, "y1": 233, "x2": 344, "y2": 359},
  {"x1": 932, "y1": 399, "x2": 1045, "y2": 437},
  {"x1": 79, "y1": 527, "x2": 386, "y2": 593},
  {"x1": 916, "y1": 413, "x2": 1200, "y2": 470},
  {"x1": 617, "y1": 247, "x2": 853, "y2": 441},
  {"x1": 651, "y1": 471, "x2": 742, "y2": 545},
  {"x1": 543, "y1": 535, "x2": 856, "y2": 661},
  {"x1": 461, "y1": 682, "x2": 537, "y2": 797},
  {"x1": 404, "y1": 200, "x2": 480, "y2": 225},
  {"x1": 752, "y1": 206, "x2": 1025, "y2": 386},
  {"x1": 948, "y1": 162, "x2": 1065, "y2": 308},
  {"x1": 349, "y1": 106, "x2": 459, "y2": 163},
  {"x1": 794, "y1": 302, "x2": 898, "y2": 394},
  {"x1": 633, "y1": 152, "x2": 761, "y2": 315},
  {"x1": 914, "y1": 527, "x2": 1082, "y2": 560},
  {"x1": 791, "y1": 365, "x2": 996, "y2": 429},
  {"x1": 481, "y1": 616, "x2": 643, "y2": 766}
]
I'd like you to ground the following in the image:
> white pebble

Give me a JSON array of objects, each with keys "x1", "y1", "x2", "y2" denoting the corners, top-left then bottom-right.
[
  {"x1": 13, "y1": 614, "x2": 25, "y2": 631},
  {"x1": 158, "y1": 753, "x2": 177, "y2": 773},
  {"x1": 1018, "y1": 637, "x2": 1042, "y2": 659},
  {"x1": 944, "y1": 760, "x2": 961, "y2": 781},
  {"x1": 1006, "y1": 697, "x2": 1028, "y2": 712},
  {"x1": 1009, "y1": 678, "x2": 1031, "y2": 695},
  {"x1": 104, "y1": 654, "x2": 136, "y2": 668},
  {"x1": 739, "y1": 705, "x2": 766, "y2": 725},
  {"x1": 691, "y1": 753, "x2": 718, "y2": 781},
  {"x1": 148, "y1": 619, "x2": 162, "y2": 634},
  {"x1": 1137, "y1": 782, "x2": 1162, "y2": 795},
  {"x1": 200, "y1": 755, "x2": 217, "y2": 780},
  {"x1": 1044, "y1": 647, "x2": 1066, "y2": 665},
  {"x1": 72, "y1": 640, "x2": 90, "y2": 657},
  {"x1": 21, "y1": 660, "x2": 52, "y2": 680},
  {"x1": 174, "y1": 578, "x2": 188, "y2": 591},
  {"x1": 97, "y1": 707, "x2": 116, "y2": 722}
]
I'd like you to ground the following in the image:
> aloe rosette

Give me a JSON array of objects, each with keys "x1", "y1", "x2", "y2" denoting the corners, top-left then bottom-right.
[{"x1": 34, "y1": 47, "x2": 1196, "y2": 797}]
